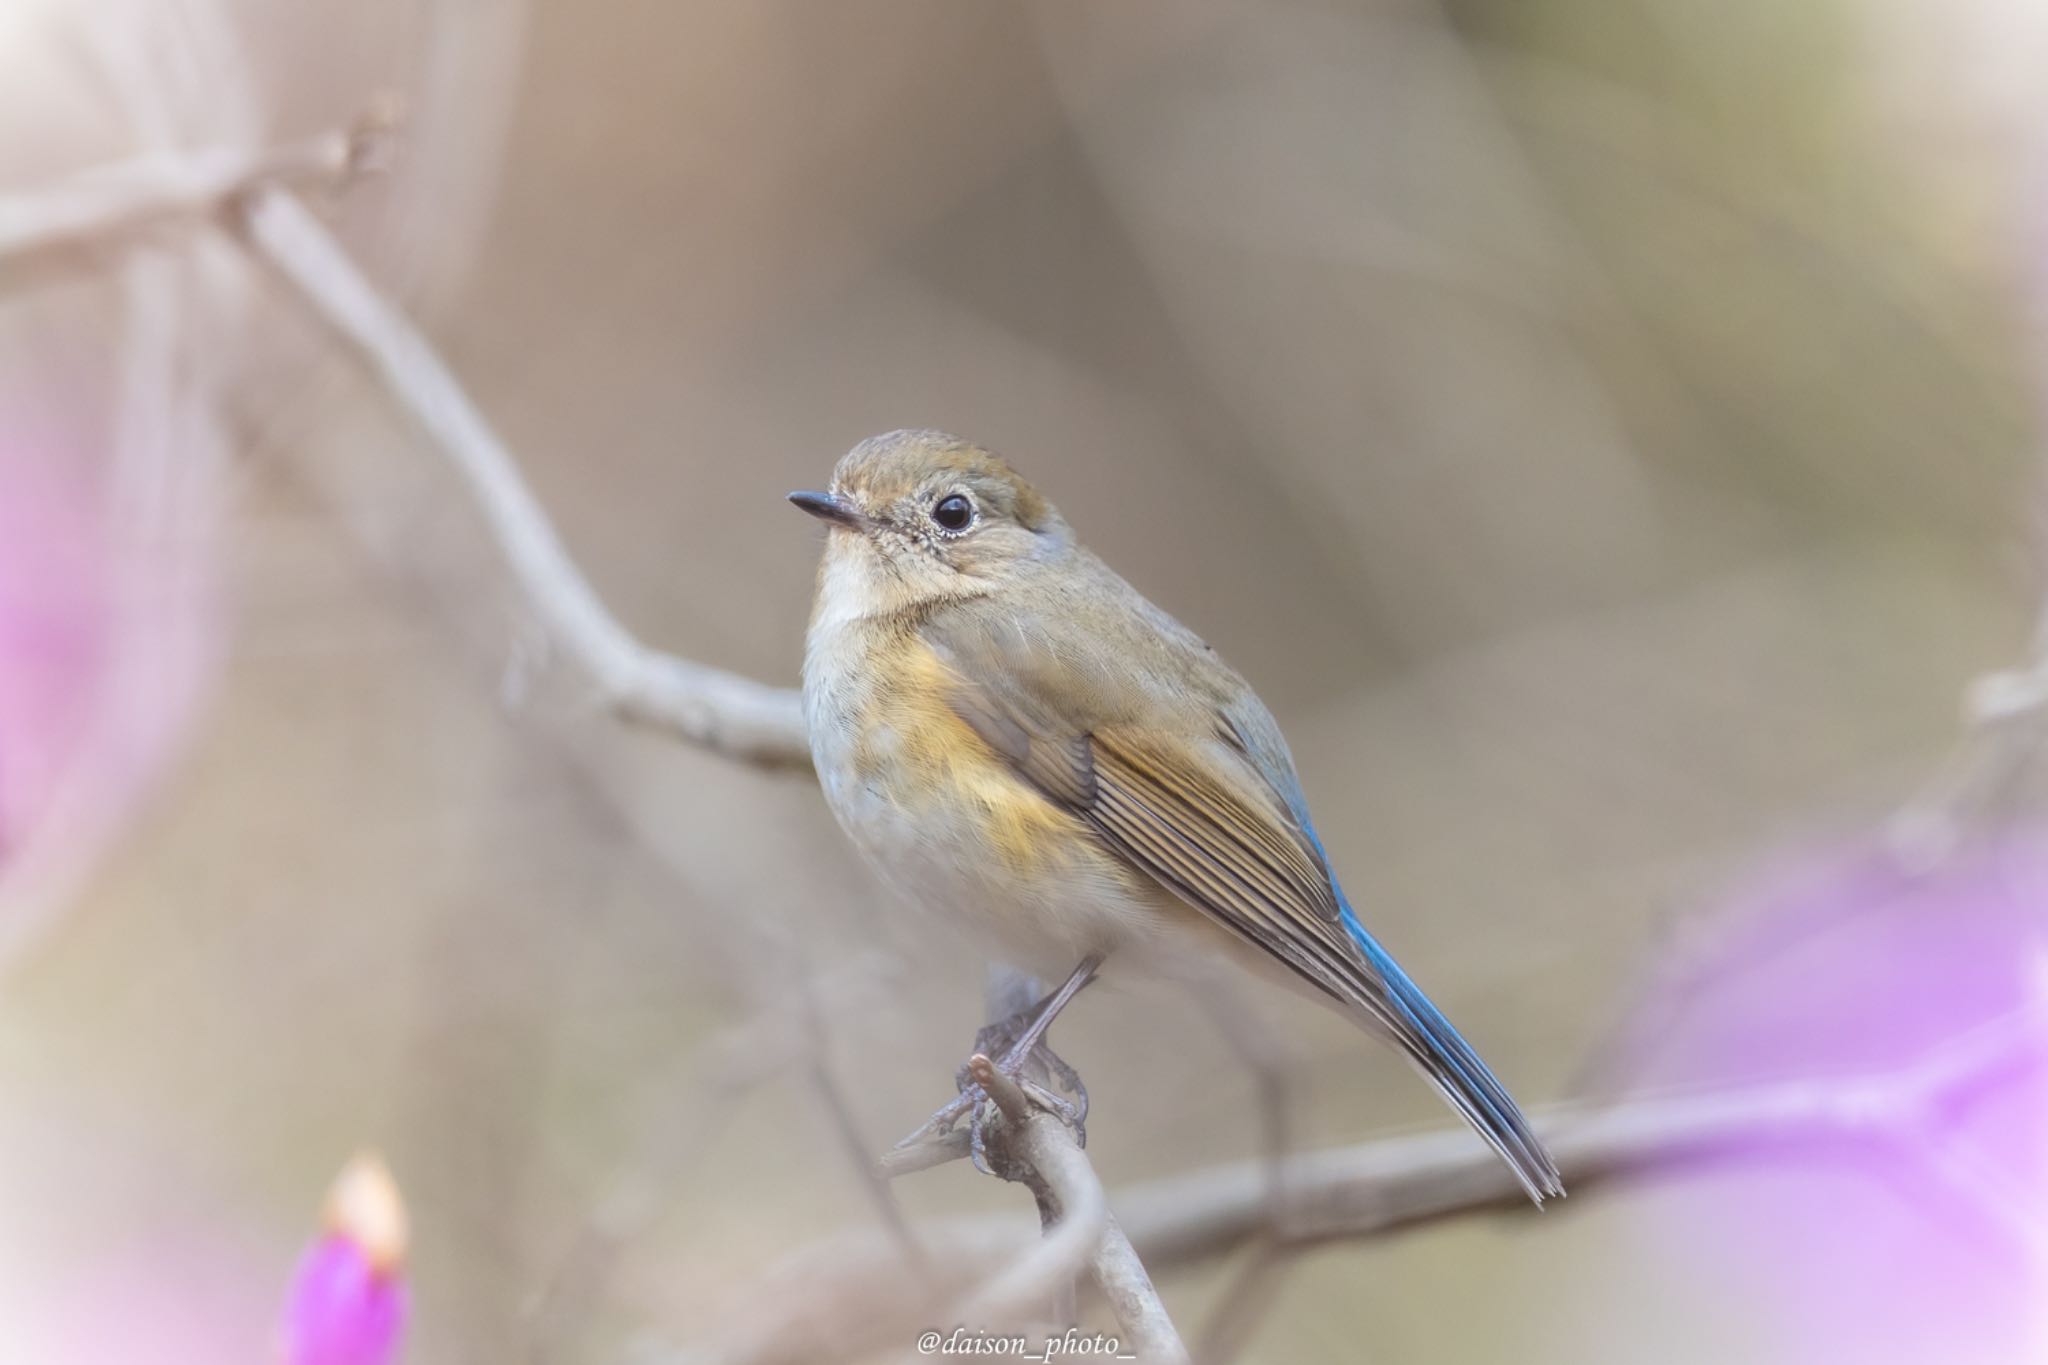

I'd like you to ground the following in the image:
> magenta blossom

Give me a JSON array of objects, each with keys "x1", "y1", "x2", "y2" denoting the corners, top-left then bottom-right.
[
  {"x1": 0, "y1": 386, "x2": 220, "y2": 964},
  {"x1": 1611, "y1": 835, "x2": 2048, "y2": 1365},
  {"x1": 0, "y1": 442, "x2": 106, "y2": 859},
  {"x1": 282, "y1": 1155, "x2": 410, "y2": 1365}
]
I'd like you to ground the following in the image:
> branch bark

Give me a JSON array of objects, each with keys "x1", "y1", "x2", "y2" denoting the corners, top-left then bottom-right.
[
  {"x1": 952, "y1": 1057, "x2": 1110, "y2": 1329},
  {"x1": 1123, "y1": 1003, "x2": 2038, "y2": 1261},
  {"x1": 656, "y1": 1005, "x2": 2041, "y2": 1364},
  {"x1": 0, "y1": 124, "x2": 811, "y2": 768},
  {"x1": 234, "y1": 185, "x2": 813, "y2": 768},
  {"x1": 205, "y1": 157, "x2": 1167, "y2": 1355},
  {"x1": 0, "y1": 117, "x2": 388, "y2": 264},
  {"x1": 959, "y1": 1056, "x2": 1190, "y2": 1364}
]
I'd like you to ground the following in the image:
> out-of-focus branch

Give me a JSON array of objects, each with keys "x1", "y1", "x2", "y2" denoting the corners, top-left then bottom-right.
[
  {"x1": 658, "y1": 1006, "x2": 2041, "y2": 1364},
  {"x1": 1888, "y1": 662, "x2": 2048, "y2": 869},
  {"x1": 216, "y1": 165, "x2": 1162, "y2": 1361},
  {"x1": 0, "y1": 114, "x2": 390, "y2": 264},
  {"x1": 1121, "y1": 1002, "x2": 2041, "y2": 1264},
  {"x1": 233, "y1": 186, "x2": 813, "y2": 768},
  {"x1": 526, "y1": 955, "x2": 903, "y2": 1361},
  {"x1": 1885, "y1": 132, "x2": 2048, "y2": 868},
  {"x1": 0, "y1": 2, "x2": 275, "y2": 982},
  {"x1": 797, "y1": 959, "x2": 931, "y2": 1278},
  {"x1": 25, "y1": 100, "x2": 2032, "y2": 1365},
  {"x1": 1156, "y1": 1007, "x2": 2040, "y2": 1264},
  {"x1": 661, "y1": 1055, "x2": 1189, "y2": 1365}
]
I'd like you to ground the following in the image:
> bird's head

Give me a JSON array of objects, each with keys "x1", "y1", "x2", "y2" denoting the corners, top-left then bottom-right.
[{"x1": 790, "y1": 429, "x2": 1072, "y2": 621}]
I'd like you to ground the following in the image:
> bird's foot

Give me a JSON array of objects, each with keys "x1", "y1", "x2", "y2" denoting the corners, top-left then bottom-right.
[
  {"x1": 889, "y1": 956, "x2": 1101, "y2": 1174},
  {"x1": 919, "y1": 1015, "x2": 1090, "y2": 1174},
  {"x1": 958, "y1": 1007, "x2": 1090, "y2": 1115}
]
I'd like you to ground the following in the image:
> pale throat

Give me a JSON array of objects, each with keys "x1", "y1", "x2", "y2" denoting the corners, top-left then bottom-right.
[{"x1": 809, "y1": 534, "x2": 969, "y2": 635}]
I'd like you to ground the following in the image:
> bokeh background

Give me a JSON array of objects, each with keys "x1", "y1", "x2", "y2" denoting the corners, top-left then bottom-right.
[{"x1": 3, "y1": 0, "x2": 2047, "y2": 1361}]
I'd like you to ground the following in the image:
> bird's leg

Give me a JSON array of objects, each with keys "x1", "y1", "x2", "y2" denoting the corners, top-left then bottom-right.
[
  {"x1": 956, "y1": 981, "x2": 1046, "y2": 1090},
  {"x1": 979, "y1": 963, "x2": 1096, "y2": 1133},
  {"x1": 963, "y1": 960, "x2": 1096, "y2": 1083},
  {"x1": 914, "y1": 955, "x2": 1102, "y2": 1168}
]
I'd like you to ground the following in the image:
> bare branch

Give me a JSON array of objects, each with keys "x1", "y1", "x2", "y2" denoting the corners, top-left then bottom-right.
[
  {"x1": 950, "y1": 1057, "x2": 1110, "y2": 1331},
  {"x1": 0, "y1": 115, "x2": 390, "y2": 264},
  {"x1": 1888, "y1": 667, "x2": 2048, "y2": 869},
  {"x1": 1087, "y1": 1209, "x2": 1186, "y2": 1365},
  {"x1": 876, "y1": 1058, "x2": 1189, "y2": 1364},
  {"x1": 233, "y1": 186, "x2": 813, "y2": 768},
  {"x1": 1190, "y1": 1236, "x2": 1298, "y2": 1365},
  {"x1": 1885, "y1": 136, "x2": 2048, "y2": 866},
  {"x1": 658, "y1": 1006, "x2": 2041, "y2": 1363},
  {"x1": 1124, "y1": 1003, "x2": 2041, "y2": 1262},
  {"x1": 798, "y1": 963, "x2": 931, "y2": 1278},
  {"x1": 525, "y1": 955, "x2": 902, "y2": 1360},
  {"x1": 24, "y1": 73, "x2": 2020, "y2": 1365},
  {"x1": 0, "y1": 3, "x2": 265, "y2": 982},
  {"x1": 927, "y1": 1057, "x2": 1191, "y2": 1364},
  {"x1": 0, "y1": 124, "x2": 809, "y2": 766},
  {"x1": 877, "y1": 1125, "x2": 972, "y2": 1179}
]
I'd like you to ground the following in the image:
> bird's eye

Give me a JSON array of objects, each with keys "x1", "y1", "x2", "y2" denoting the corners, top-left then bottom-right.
[{"x1": 930, "y1": 492, "x2": 975, "y2": 533}]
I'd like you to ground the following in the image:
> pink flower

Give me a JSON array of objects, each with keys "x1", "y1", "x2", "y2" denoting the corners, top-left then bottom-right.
[
  {"x1": 282, "y1": 1155, "x2": 410, "y2": 1365},
  {"x1": 0, "y1": 386, "x2": 220, "y2": 961},
  {"x1": 1611, "y1": 836, "x2": 2048, "y2": 1364},
  {"x1": 0, "y1": 434, "x2": 111, "y2": 860}
]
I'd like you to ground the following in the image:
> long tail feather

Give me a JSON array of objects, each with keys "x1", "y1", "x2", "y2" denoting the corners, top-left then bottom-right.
[{"x1": 1339, "y1": 904, "x2": 1565, "y2": 1205}]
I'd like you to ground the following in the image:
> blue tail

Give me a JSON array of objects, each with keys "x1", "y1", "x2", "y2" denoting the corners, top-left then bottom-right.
[{"x1": 1339, "y1": 902, "x2": 1564, "y2": 1205}]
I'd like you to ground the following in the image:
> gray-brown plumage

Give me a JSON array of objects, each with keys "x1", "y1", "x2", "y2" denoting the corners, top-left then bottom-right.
[{"x1": 795, "y1": 429, "x2": 1563, "y2": 1203}]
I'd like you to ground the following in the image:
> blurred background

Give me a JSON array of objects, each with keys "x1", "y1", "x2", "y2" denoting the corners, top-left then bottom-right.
[{"x1": 3, "y1": 0, "x2": 2047, "y2": 1361}]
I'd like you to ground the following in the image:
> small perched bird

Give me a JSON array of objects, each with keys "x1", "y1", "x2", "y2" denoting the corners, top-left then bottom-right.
[{"x1": 792, "y1": 429, "x2": 1563, "y2": 1203}]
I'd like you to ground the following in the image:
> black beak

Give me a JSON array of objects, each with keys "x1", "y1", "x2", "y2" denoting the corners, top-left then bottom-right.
[{"x1": 788, "y1": 490, "x2": 862, "y2": 529}]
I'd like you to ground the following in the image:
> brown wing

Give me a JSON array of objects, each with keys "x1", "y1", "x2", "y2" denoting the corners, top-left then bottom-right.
[
  {"x1": 1085, "y1": 728, "x2": 1375, "y2": 999},
  {"x1": 922, "y1": 603, "x2": 1565, "y2": 1204},
  {"x1": 922, "y1": 611, "x2": 1376, "y2": 1010}
]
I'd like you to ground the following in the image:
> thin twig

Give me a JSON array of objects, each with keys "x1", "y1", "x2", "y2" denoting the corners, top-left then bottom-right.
[
  {"x1": 525, "y1": 954, "x2": 901, "y2": 1361},
  {"x1": 232, "y1": 186, "x2": 813, "y2": 768},
  {"x1": 875, "y1": 1057, "x2": 1192, "y2": 1364},
  {"x1": 877, "y1": 1126, "x2": 972, "y2": 1179},
  {"x1": 798, "y1": 960, "x2": 930, "y2": 1277},
  {"x1": 954, "y1": 1056, "x2": 1190, "y2": 1364},
  {"x1": 1190, "y1": 1235, "x2": 1298, "y2": 1365},
  {"x1": 0, "y1": 113, "x2": 391, "y2": 264},
  {"x1": 948, "y1": 1057, "x2": 1110, "y2": 1328}
]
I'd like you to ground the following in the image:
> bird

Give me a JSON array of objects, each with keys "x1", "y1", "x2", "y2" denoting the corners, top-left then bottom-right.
[{"x1": 790, "y1": 428, "x2": 1563, "y2": 1204}]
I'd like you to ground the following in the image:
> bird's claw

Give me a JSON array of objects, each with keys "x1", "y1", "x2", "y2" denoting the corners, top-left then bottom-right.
[
  {"x1": 925, "y1": 1033, "x2": 1091, "y2": 1174},
  {"x1": 949, "y1": 1071, "x2": 1088, "y2": 1176},
  {"x1": 892, "y1": 959, "x2": 1101, "y2": 1173}
]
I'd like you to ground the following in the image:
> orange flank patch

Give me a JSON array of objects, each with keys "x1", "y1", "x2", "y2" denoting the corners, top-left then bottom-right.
[{"x1": 851, "y1": 635, "x2": 1080, "y2": 877}]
